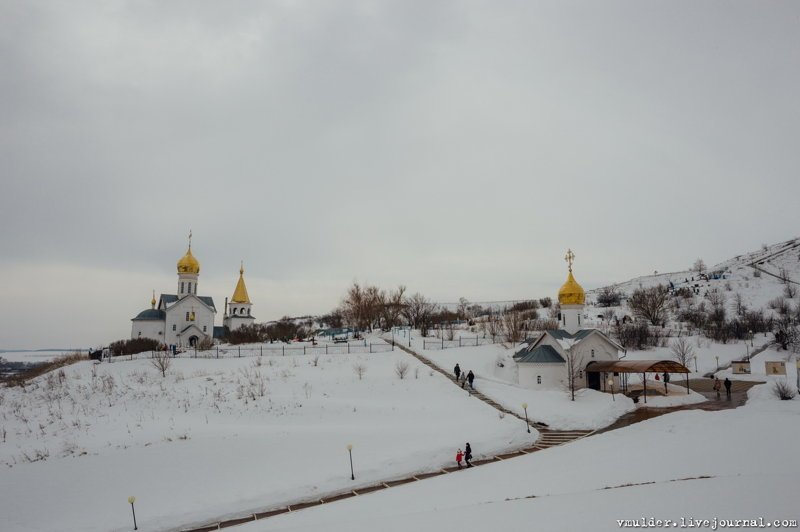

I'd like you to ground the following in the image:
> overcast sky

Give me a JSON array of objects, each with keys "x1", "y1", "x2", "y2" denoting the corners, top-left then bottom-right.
[{"x1": 1, "y1": 1, "x2": 799, "y2": 349}]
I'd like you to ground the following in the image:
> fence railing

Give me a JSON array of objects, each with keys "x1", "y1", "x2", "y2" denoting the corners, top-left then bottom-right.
[
  {"x1": 422, "y1": 336, "x2": 510, "y2": 350},
  {"x1": 111, "y1": 341, "x2": 394, "y2": 362}
]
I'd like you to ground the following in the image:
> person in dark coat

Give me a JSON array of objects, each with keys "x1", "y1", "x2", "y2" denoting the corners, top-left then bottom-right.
[
  {"x1": 454, "y1": 363, "x2": 461, "y2": 381},
  {"x1": 464, "y1": 442, "x2": 473, "y2": 467},
  {"x1": 467, "y1": 370, "x2": 475, "y2": 389},
  {"x1": 662, "y1": 372, "x2": 670, "y2": 394},
  {"x1": 724, "y1": 378, "x2": 732, "y2": 398}
]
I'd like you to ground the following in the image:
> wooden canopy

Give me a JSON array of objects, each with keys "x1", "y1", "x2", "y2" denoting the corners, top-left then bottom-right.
[{"x1": 585, "y1": 360, "x2": 690, "y2": 374}]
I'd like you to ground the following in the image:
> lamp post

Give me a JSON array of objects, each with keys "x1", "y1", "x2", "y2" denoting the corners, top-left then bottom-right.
[
  {"x1": 522, "y1": 403, "x2": 530, "y2": 433},
  {"x1": 693, "y1": 356, "x2": 698, "y2": 373},
  {"x1": 608, "y1": 378, "x2": 615, "y2": 401},
  {"x1": 750, "y1": 330, "x2": 754, "y2": 348},
  {"x1": 128, "y1": 496, "x2": 138, "y2": 530},
  {"x1": 715, "y1": 355, "x2": 719, "y2": 372},
  {"x1": 347, "y1": 444, "x2": 354, "y2": 480}
]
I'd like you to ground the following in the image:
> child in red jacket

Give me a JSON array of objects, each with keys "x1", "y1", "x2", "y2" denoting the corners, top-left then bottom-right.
[{"x1": 456, "y1": 448, "x2": 464, "y2": 469}]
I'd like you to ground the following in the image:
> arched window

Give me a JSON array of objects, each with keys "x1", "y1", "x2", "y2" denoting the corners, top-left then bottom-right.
[
  {"x1": 180, "y1": 282, "x2": 184, "y2": 294},
  {"x1": 591, "y1": 349, "x2": 595, "y2": 358},
  {"x1": 536, "y1": 375, "x2": 542, "y2": 384}
]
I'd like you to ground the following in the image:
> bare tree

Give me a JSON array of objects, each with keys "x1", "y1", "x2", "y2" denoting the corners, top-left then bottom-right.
[
  {"x1": 403, "y1": 293, "x2": 437, "y2": 336},
  {"x1": 352, "y1": 363, "x2": 367, "y2": 380},
  {"x1": 394, "y1": 360, "x2": 410, "y2": 379},
  {"x1": 669, "y1": 337, "x2": 695, "y2": 368},
  {"x1": 503, "y1": 311, "x2": 526, "y2": 346},
  {"x1": 151, "y1": 351, "x2": 172, "y2": 378},
  {"x1": 693, "y1": 258, "x2": 706, "y2": 274},
  {"x1": 484, "y1": 310, "x2": 505, "y2": 343},
  {"x1": 563, "y1": 346, "x2": 584, "y2": 402},
  {"x1": 628, "y1": 285, "x2": 670, "y2": 325},
  {"x1": 732, "y1": 292, "x2": 747, "y2": 317}
]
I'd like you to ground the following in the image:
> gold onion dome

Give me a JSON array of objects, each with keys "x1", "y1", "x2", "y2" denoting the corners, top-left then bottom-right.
[
  {"x1": 231, "y1": 262, "x2": 251, "y2": 303},
  {"x1": 558, "y1": 249, "x2": 585, "y2": 305},
  {"x1": 558, "y1": 270, "x2": 586, "y2": 305},
  {"x1": 177, "y1": 246, "x2": 200, "y2": 274}
]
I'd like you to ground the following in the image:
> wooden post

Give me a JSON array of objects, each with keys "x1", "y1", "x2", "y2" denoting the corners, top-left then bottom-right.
[
  {"x1": 685, "y1": 373, "x2": 690, "y2": 394},
  {"x1": 238, "y1": 346, "x2": 240, "y2": 358}
]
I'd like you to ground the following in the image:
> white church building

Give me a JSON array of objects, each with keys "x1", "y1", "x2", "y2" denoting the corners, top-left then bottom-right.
[
  {"x1": 513, "y1": 250, "x2": 625, "y2": 390},
  {"x1": 131, "y1": 238, "x2": 255, "y2": 347}
]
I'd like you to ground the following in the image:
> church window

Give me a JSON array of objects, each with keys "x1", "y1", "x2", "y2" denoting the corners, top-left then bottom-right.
[
  {"x1": 203, "y1": 326, "x2": 207, "y2": 332},
  {"x1": 591, "y1": 349, "x2": 595, "y2": 358},
  {"x1": 188, "y1": 282, "x2": 191, "y2": 293},
  {"x1": 578, "y1": 315, "x2": 581, "y2": 325},
  {"x1": 172, "y1": 324, "x2": 176, "y2": 331},
  {"x1": 536, "y1": 375, "x2": 541, "y2": 384},
  {"x1": 579, "y1": 370, "x2": 584, "y2": 379},
  {"x1": 181, "y1": 282, "x2": 184, "y2": 294},
  {"x1": 186, "y1": 311, "x2": 190, "y2": 321}
]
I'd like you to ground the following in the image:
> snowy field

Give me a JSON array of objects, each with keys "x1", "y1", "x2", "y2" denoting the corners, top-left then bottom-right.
[
  {"x1": 0, "y1": 350, "x2": 78, "y2": 363},
  {"x1": 238, "y1": 382, "x2": 800, "y2": 532},
  {"x1": 0, "y1": 348, "x2": 531, "y2": 532}
]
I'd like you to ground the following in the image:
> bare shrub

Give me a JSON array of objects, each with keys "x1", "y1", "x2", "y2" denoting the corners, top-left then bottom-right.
[
  {"x1": 311, "y1": 354, "x2": 320, "y2": 367},
  {"x1": 784, "y1": 283, "x2": 797, "y2": 299},
  {"x1": 628, "y1": 285, "x2": 669, "y2": 325},
  {"x1": 773, "y1": 379, "x2": 797, "y2": 400},
  {"x1": 395, "y1": 361, "x2": 410, "y2": 379},
  {"x1": 151, "y1": 351, "x2": 172, "y2": 378},
  {"x1": 596, "y1": 286, "x2": 621, "y2": 307},
  {"x1": 353, "y1": 363, "x2": 367, "y2": 380}
]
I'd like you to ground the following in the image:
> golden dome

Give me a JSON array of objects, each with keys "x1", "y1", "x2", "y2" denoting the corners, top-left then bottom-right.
[
  {"x1": 558, "y1": 270, "x2": 585, "y2": 305},
  {"x1": 177, "y1": 246, "x2": 200, "y2": 274},
  {"x1": 231, "y1": 262, "x2": 251, "y2": 303}
]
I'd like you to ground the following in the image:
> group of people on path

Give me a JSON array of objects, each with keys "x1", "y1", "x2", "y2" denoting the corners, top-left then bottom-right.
[
  {"x1": 713, "y1": 377, "x2": 732, "y2": 398},
  {"x1": 453, "y1": 363, "x2": 475, "y2": 390},
  {"x1": 455, "y1": 442, "x2": 473, "y2": 469}
]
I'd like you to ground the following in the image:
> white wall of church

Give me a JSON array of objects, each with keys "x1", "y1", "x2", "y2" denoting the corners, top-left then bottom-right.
[
  {"x1": 518, "y1": 364, "x2": 565, "y2": 390},
  {"x1": 164, "y1": 296, "x2": 215, "y2": 346},
  {"x1": 131, "y1": 321, "x2": 165, "y2": 343}
]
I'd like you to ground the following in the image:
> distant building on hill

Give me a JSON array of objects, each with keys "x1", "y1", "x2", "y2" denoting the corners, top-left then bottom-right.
[
  {"x1": 513, "y1": 250, "x2": 624, "y2": 390},
  {"x1": 130, "y1": 234, "x2": 255, "y2": 348}
]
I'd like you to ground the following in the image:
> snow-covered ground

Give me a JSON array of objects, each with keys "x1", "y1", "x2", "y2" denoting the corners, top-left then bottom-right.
[
  {"x1": 238, "y1": 382, "x2": 800, "y2": 532},
  {"x1": 393, "y1": 333, "x2": 638, "y2": 430},
  {"x1": 0, "y1": 347, "x2": 532, "y2": 532}
]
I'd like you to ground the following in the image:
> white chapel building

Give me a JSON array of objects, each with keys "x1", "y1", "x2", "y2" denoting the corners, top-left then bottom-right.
[
  {"x1": 513, "y1": 250, "x2": 625, "y2": 390},
  {"x1": 131, "y1": 239, "x2": 256, "y2": 347}
]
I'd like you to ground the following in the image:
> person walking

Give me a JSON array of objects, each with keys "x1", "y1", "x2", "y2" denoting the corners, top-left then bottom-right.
[
  {"x1": 713, "y1": 377, "x2": 721, "y2": 398},
  {"x1": 464, "y1": 443, "x2": 473, "y2": 468},
  {"x1": 456, "y1": 448, "x2": 464, "y2": 469},
  {"x1": 724, "y1": 377, "x2": 732, "y2": 398},
  {"x1": 454, "y1": 363, "x2": 461, "y2": 382},
  {"x1": 662, "y1": 372, "x2": 670, "y2": 394},
  {"x1": 467, "y1": 370, "x2": 475, "y2": 390},
  {"x1": 459, "y1": 371, "x2": 467, "y2": 388}
]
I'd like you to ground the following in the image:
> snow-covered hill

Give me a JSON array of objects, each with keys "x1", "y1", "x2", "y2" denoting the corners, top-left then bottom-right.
[{"x1": 587, "y1": 236, "x2": 800, "y2": 317}]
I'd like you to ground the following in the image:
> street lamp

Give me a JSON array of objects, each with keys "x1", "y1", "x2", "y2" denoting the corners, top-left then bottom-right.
[
  {"x1": 750, "y1": 330, "x2": 754, "y2": 348},
  {"x1": 128, "y1": 496, "x2": 138, "y2": 530},
  {"x1": 522, "y1": 403, "x2": 530, "y2": 433},
  {"x1": 715, "y1": 355, "x2": 719, "y2": 371},
  {"x1": 347, "y1": 443, "x2": 354, "y2": 480},
  {"x1": 608, "y1": 378, "x2": 615, "y2": 401}
]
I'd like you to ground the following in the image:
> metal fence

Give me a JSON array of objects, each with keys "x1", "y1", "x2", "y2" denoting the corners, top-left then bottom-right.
[
  {"x1": 422, "y1": 336, "x2": 506, "y2": 350},
  {"x1": 111, "y1": 341, "x2": 394, "y2": 362}
]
